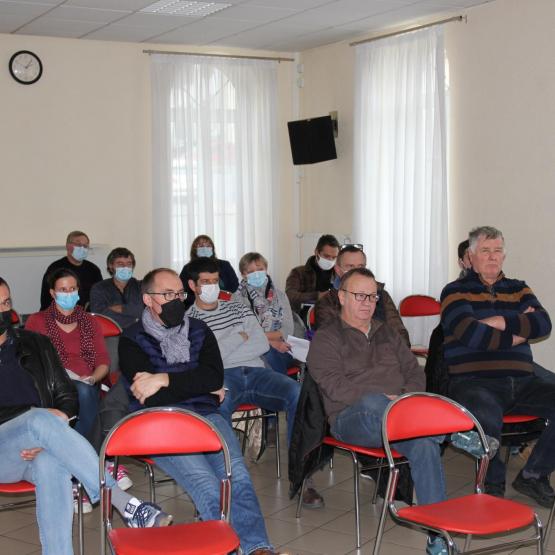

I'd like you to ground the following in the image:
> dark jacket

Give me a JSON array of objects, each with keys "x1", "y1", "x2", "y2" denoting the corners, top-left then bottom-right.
[
  {"x1": 285, "y1": 256, "x2": 334, "y2": 313},
  {"x1": 288, "y1": 371, "x2": 333, "y2": 498},
  {"x1": 313, "y1": 285, "x2": 411, "y2": 347},
  {"x1": 119, "y1": 318, "x2": 223, "y2": 413},
  {"x1": 0, "y1": 328, "x2": 78, "y2": 425}
]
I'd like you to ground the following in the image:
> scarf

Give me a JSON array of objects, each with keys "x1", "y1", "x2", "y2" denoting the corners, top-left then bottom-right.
[
  {"x1": 44, "y1": 301, "x2": 96, "y2": 371},
  {"x1": 141, "y1": 307, "x2": 190, "y2": 365},
  {"x1": 236, "y1": 276, "x2": 283, "y2": 332}
]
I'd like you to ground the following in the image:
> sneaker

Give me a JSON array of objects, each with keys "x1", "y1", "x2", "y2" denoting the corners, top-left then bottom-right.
[
  {"x1": 72, "y1": 486, "x2": 93, "y2": 514},
  {"x1": 106, "y1": 462, "x2": 133, "y2": 491},
  {"x1": 426, "y1": 535, "x2": 448, "y2": 555},
  {"x1": 451, "y1": 431, "x2": 499, "y2": 459},
  {"x1": 301, "y1": 487, "x2": 325, "y2": 509},
  {"x1": 124, "y1": 500, "x2": 173, "y2": 528},
  {"x1": 512, "y1": 470, "x2": 555, "y2": 508}
]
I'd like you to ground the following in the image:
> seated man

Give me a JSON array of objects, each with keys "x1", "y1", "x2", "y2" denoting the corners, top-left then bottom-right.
[
  {"x1": 457, "y1": 239, "x2": 471, "y2": 279},
  {"x1": 118, "y1": 268, "x2": 285, "y2": 555},
  {"x1": 186, "y1": 258, "x2": 323, "y2": 508},
  {"x1": 90, "y1": 247, "x2": 144, "y2": 329},
  {"x1": 40, "y1": 230, "x2": 102, "y2": 310},
  {"x1": 308, "y1": 267, "x2": 448, "y2": 555},
  {"x1": 313, "y1": 244, "x2": 410, "y2": 346},
  {"x1": 441, "y1": 225, "x2": 555, "y2": 506},
  {"x1": 285, "y1": 234, "x2": 340, "y2": 316},
  {"x1": 0, "y1": 277, "x2": 170, "y2": 555}
]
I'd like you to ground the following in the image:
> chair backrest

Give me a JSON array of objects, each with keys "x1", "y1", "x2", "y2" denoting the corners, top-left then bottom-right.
[
  {"x1": 101, "y1": 407, "x2": 226, "y2": 459},
  {"x1": 384, "y1": 393, "x2": 478, "y2": 443},
  {"x1": 381, "y1": 393, "x2": 491, "y2": 502},
  {"x1": 90, "y1": 313, "x2": 123, "y2": 337},
  {"x1": 10, "y1": 309, "x2": 21, "y2": 326},
  {"x1": 399, "y1": 295, "x2": 441, "y2": 317},
  {"x1": 218, "y1": 290, "x2": 232, "y2": 301}
]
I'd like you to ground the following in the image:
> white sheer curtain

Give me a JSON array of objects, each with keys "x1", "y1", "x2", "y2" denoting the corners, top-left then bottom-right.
[
  {"x1": 151, "y1": 54, "x2": 279, "y2": 277},
  {"x1": 353, "y1": 27, "x2": 448, "y2": 346}
]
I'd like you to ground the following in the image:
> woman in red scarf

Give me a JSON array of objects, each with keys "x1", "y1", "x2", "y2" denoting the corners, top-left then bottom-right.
[{"x1": 25, "y1": 268, "x2": 109, "y2": 438}]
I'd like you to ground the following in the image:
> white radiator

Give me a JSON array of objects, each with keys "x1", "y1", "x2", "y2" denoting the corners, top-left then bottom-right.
[{"x1": 0, "y1": 245, "x2": 110, "y2": 316}]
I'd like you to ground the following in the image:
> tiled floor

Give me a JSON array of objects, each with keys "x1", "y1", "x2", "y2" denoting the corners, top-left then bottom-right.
[{"x1": 1, "y1": 425, "x2": 554, "y2": 555}]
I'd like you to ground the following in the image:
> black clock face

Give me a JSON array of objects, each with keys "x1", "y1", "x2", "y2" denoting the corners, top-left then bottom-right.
[{"x1": 9, "y1": 50, "x2": 43, "y2": 85}]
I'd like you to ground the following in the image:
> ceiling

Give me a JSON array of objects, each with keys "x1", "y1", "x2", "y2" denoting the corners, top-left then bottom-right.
[{"x1": 0, "y1": 0, "x2": 492, "y2": 53}]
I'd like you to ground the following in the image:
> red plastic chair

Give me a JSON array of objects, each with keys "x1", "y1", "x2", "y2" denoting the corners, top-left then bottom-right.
[
  {"x1": 0, "y1": 481, "x2": 85, "y2": 554},
  {"x1": 501, "y1": 414, "x2": 544, "y2": 464},
  {"x1": 218, "y1": 290, "x2": 232, "y2": 301},
  {"x1": 399, "y1": 295, "x2": 441, "y2": 357},
  {"x1": 373, "y1": 392, "x2": 544, "y2": 555},
  {"x1": 90, "y1": 313, "x2": 123, "y2": 337},
  {"x1": 99, "y1": 407, "x2": 239, "y2": 555},
  {"x1": 296, "y1": 437, "x2": 406, "y2": 549},
  {"x1": 10, "y1": 309, "x2": 21, "y2": 327}
]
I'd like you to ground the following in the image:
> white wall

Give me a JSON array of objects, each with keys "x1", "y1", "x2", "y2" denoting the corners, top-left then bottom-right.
[
  {"x1": 446, "y1": 0, "x2": 555, "y2": 366},
  {"x1": 295, "y1": 0, "x2": 555, "y2": 366},
  {"x1": 0, "y1": 34, "x2": 296, "y2": 299}
]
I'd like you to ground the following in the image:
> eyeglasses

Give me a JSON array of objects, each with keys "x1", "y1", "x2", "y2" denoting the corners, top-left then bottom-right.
[
  {"x1": 147, "y1": 290, "x2": 187, "y2": 301},
  {"x1": 341, "y1": 289, "x2": 380, "y2": 303},
  {"x1": 0, "y1": 298, "x2": 12, "y2": 309},
  {"x1": 340, "y1": 243, "x2": 364, "y2": 251}
]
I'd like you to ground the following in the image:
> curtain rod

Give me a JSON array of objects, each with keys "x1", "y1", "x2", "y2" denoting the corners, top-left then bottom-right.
[
  {"x1": 142, "y1": 49, "x2": 294, "y2": 62},
  {"x1": 350, "y1": 14, "x2": 465, "y2": 47}
]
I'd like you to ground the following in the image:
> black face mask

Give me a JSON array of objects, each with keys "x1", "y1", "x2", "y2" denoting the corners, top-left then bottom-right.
[
  {"x1": 159, "y1": 299, "x2": 186, "y2": 328},
  {"x1": 0, "y1": 310, "x2": 13, "y2": 335}
]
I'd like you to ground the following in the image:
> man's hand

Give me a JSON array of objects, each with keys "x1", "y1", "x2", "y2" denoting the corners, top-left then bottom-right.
[
  {"x1": 20, "y1": 447, "x2": 43, "y2": 461},
  {"x1": 479, "y1": 315, "x2": 506, "y2": 330},
  {"x1": 385, "y1": 394, "x2": 398, "y2": 401},
  {"x1": 47, "y1": 408, "x2": 69, "y2": 422},
  {"x1": 270, "y1": 339, "x2": 292, "y2": 353},
  {"x1": 211, "y1": 388, "x2": 226, "y2": 403},
  {"x1": 109, "y1": 304, "x2": 123, "y2": 313},
  {"x1": 512, "y1": 335, "x2": 527, "y2": 346},
  {"x1": 523, "y1": 306, "x2": 535, "y2": 314},
  {"x1": 238, "y1": 331, "x2": 248, "y2": 342},
  {"x1": 131, "y1": 372, "x2": 169, "y2": 405}
]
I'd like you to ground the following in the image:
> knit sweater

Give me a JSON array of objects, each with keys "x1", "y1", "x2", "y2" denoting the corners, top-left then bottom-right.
[
  {"x1": 187, "y1": 300, "x2": 270, "y2": 369},
  {"x1": 440, "y1": 269, "x2": 552, "y2": 377}
]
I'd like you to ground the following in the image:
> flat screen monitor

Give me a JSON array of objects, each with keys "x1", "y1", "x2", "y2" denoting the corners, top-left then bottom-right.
[{"x1": 287, "y1": 115, "x2": 337, "y2": 165}]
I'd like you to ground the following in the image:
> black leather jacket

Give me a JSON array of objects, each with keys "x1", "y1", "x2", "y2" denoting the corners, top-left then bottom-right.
[{"x1": 0, "y1": 328, "x2": 78, "y2": 425}]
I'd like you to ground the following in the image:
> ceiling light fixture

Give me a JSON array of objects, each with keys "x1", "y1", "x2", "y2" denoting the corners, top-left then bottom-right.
[{"x1": 141, "y1": 0, "x2": 231, "y2": 17}]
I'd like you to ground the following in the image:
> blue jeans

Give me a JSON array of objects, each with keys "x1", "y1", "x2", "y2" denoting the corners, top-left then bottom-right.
[
  {"x1": 331, "y1": 393, "x2": 446, "y2": 505},
  {"x1": 449, "y1": 374, "x2": 555, "y2": 487},
  {"x1": 262, "y1": 347, "x2": 294, "y2": 375},
  {"x1": 0, "y1": 408, "x2": 116, "y2": 555},
  {"x1": 73, "y1": 380, "x2": 99, "y2": 438},
  {"x1": 219, "y1": 365, "x2": 301, "y2": 445},
  {"x1": 153, "y1": 413, "x2": 271, "y2": 555}
]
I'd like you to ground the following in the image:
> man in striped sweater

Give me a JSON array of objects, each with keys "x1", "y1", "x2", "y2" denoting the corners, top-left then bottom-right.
[
  {"x1": 441, "y1": 226, "x2": 555, "y2": 506},
  {"x1": 186, "y1": 257, "x2": 324, "y2": 509}
]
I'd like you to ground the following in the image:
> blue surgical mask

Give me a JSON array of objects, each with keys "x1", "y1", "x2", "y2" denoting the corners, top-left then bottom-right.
[
  {"x1": 72, "y1": 246, "x2": 89, "y2": 261},
  {"x1": 115, "y1": 267, "x2": 133, "y2": 282},
  {"x1": 197, "y1": 246, "x2": 213, "y2": 258},
  {"x1": 247, "y1": 270, "x2": 267, "y2": 288},
  {"x1": 55, "y1": 291, "x2": 80, "y2": 311}
]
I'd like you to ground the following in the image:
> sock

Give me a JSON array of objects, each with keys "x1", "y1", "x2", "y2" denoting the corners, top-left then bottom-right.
[{"x1": 110, "y1": 486, "x2": 140, "y2": 517}]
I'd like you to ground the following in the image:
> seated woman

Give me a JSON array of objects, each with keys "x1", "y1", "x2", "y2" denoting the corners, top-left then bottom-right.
[
  {"x1": 26, "y1": 268, "x2": 110, "y2": 440},
  {"x1": 90, "y1": 247, "x2": 144, "y2": 329},
  {"x1": 233, "y1": 252, "x2": 295, "y2": 375},
  {"x1": 0, "y1": 277, "x2": 170, "y2": 555},
  {"x1": 180, "y1": 234, "x2": 239, "y2": 307}
]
